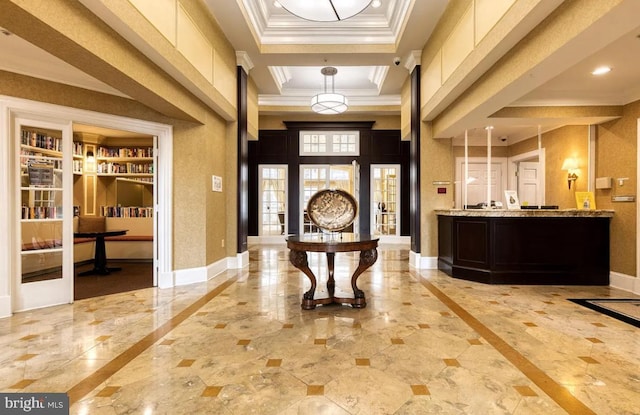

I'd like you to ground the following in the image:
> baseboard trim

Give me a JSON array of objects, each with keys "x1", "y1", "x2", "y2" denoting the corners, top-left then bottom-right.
[
  {"x1": 0, "y1": 295, "x2": 11, "y2": 319},
  {"x1": 228, "y1": 251, "x2": 249, "y2": 269},
  {"x1": 610, "y1": 271, "x2": 640, "y2": 295},
  {"x1": 409, "y1": 251, "x2": 438, "y2": 269},
  {"x1": 174, "y1": 266, "x2": 208, "y2": 286},
  {"x1": 248, "y1": 236, "x2": 287, "y2": 245}
]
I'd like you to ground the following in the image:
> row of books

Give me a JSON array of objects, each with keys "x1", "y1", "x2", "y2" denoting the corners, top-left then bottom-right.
[
  {"x1": 100, "y1": 206, "x2": 154, "y2": 217},
  {"x1": 21, "y1": 129, "x2": 62, "y2": 152},
  {"x1": 73, "y1": 160, "x2": 83, "y2": 174},
  {"x1": 73, "y1": 141, "x2": 83, "y2": 156},
  {"x1": 97, "y1": 146, "x2": 153, "y2": 158},
  {"x1": 97, "y1": 162, "x2": 153, "y2": 174},
  {"x1": 21, "y1": 205, "x2": 62, "y2": 220}
]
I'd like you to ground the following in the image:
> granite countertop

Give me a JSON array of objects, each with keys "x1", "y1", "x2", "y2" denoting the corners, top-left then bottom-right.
[{"x1": 434, "y1": 209, "x2": 615, "y2": 218}]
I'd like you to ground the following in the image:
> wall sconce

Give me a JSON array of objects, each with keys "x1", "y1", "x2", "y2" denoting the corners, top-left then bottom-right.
[
  {"x1": 561, "y1": 157, "x2": 579, "y2": 189},
  {"x1": 86, "y1": 151, "x2": 95, "y2": 162}
]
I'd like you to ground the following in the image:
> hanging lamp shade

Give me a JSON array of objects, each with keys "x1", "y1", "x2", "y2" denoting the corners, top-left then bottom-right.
[
  {"x1": 277, "y1": 0, "x2": 372, "y2": 22},
  {"x1": 311, "y1": 67, "x2": 348, "y2": 114}
]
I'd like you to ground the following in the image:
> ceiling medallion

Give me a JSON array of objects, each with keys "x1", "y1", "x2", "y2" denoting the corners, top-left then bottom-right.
[
  {"x1": 276, "y1": 0, "x2": 372, "y2": 22},
  {"x1": 311, "y1": 67, "x2": 348, "y2": 114}
]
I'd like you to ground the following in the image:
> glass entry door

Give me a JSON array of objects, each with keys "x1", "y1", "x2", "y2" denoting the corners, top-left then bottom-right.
[
  {"x1": 258, "y1": 165, "x2": 287, "y2": 236},
  {"x1": 14, "y1": 115, "x2": 73, "y2": 312},
  {"x1": 300, "y1": 165, "x2": 355, "y2": 233},
  {"x1": 371, "y1": 165, "x2": 400, "y2": 237}
]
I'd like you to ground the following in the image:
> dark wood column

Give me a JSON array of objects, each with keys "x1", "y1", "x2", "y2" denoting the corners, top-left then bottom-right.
[
  {"x1": 237, "y1": 66, "x2": 248, "y2": 254},
  {"x1": 410, "y1": 65, "x2": 421, "y2": 253}
]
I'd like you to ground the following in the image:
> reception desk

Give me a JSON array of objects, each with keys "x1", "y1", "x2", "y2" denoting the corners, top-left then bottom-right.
[{"x1": 436, "y1": 209, "x2": 614, "y2": 285}]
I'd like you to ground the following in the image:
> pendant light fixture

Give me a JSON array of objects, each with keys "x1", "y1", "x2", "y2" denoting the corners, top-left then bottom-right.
[
  {"x1": 276, "y1": 0, "x2": 372, "y2": 22},
  {"x1": 311, "y1": 67, "x2": 348, "y2": 114}
]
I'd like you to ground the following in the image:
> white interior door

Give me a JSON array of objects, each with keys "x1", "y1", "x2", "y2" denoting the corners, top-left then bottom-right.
[
  {"x1": 13, "y1": 115, "x2": 73, "y2": 312},
  {"x1": 518, "y1": 161, "x2": 540, "y2": 207},
  {"x1": 455, "y1": 158, "x2": 509, "y2": 208}
]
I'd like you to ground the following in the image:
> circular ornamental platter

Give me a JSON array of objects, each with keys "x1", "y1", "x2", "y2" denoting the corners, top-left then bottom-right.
[{"x1": 307, "y1": 189, "x2": 358, "y2": 232}]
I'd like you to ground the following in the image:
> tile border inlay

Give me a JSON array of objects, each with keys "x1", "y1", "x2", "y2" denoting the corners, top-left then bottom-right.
[
  {"x1": 417, "y1": 275, "x2": 596, "y2": 415},
  {"x1": 66, "y1": 277, "x2": 237, "y2": 405}
]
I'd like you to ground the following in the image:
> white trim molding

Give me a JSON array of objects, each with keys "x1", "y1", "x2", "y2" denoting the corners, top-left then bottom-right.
[
  {"x1": 409, "y1": 251, "x2": 438, "y2": 269},
  {"x1": 610, "y1": 272, "x2": 640, "y2": 295},
  {"x1": 174, "y1": 266, "x2": 208, "y2": 286},
  {"x1": 228, "y1": 251, "x2": 250, "y2": 269},
  {"x1": 0, "y1": 296, "x2": 11, "y2": 319}
]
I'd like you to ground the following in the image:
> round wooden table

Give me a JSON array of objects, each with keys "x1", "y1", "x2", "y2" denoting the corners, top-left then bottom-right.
[{"x1": 286, "y1": 233, "x2": 379, "y2": 309}]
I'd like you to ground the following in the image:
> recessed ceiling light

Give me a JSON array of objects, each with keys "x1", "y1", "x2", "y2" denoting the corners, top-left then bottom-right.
[
  {"x1": 591, "y1": 66, "x2": 611, "y2": 76},
  {"x1": 372, "y1": 0, "x2": 382, "y2": 7}
]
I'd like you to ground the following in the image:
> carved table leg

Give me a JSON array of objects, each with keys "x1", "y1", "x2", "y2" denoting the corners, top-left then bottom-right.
[
  {"x1": 350, "y1": 248, "x2": 378, "y2": 308},
  {"x1": 289, "y1": 250, "x2": 317, "y2": 309},
  {"x1": 326, "y1": 252, "x2": 335, "y2": 299}
]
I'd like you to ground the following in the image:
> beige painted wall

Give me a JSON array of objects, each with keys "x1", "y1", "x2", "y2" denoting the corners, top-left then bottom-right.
[
  {"x1": 420, "y1": 123, "x2": 454, "y2": 256},
  {"x1": 597, "y1": 100, "x2": 639, "y2": 276},
  {"x1": 452, "y1": 146, "x2": 509, "y2": 158}
]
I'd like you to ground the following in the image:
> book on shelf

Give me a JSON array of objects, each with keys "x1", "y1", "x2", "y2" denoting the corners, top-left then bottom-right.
[
  {"x1": 22, "y1": 205, "x2": 62, "y2": 220},
  {"x1": 97, "y1": 161, "x2": 153, "y2": 174},
  {"x1": 97, "y1": 146, "x2": 153, "y2": 158},
  {"x1": 100, "y1": 206, "x2": 154, "y2": 217},
  {"x1": 21, "y1": 129, "x2": 62, "y2": 152}
]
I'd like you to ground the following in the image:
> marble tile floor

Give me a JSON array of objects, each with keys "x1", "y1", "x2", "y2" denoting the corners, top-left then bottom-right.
[{"x1": 1, "y1": 244, "x2": 639, "y2": 414}]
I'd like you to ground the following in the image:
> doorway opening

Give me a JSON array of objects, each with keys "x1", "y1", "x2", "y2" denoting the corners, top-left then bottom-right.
[{"x1": 72, "y1": 124, "x2": 156, "y2": 300}]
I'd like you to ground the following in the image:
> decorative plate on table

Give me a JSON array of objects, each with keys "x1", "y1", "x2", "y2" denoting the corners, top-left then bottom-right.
[{"x1": 307, "y1": 189, "x2": 358, "y2": 232}]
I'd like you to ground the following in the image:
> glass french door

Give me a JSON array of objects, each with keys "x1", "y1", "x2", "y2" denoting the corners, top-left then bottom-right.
[
  {"x1": 371, "y1": 165, "x2": 400, "y2": 237},
  {"x1": 258, "y1": 165, "x2": 288, "y2": 236},
  {"x1": 13, "y1": 115, "x2": 73, "y2": 311},
  {"x1": 300, "y1": 165, "x2": 355, "y2": 233}
]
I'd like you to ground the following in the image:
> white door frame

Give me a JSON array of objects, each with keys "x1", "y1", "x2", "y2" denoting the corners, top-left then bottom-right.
[
  {"x1": 0, "y1": 96, "x2": 173, "y2": 316},
  {"x1": 508, "y1": 149, "x2": 546, "y2": 206},
  {"x1": 11, "y1": 115, "x2": 74, "y2": 312},
  {"x1": 257, "y1": 164, "x2": 288, "y2": 244},
  {"x1": 370, "y1": 164, "x2": 406, "y2": 243}
]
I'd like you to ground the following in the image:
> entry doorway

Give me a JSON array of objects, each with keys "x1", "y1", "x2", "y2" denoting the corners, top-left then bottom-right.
[
  {"x1": 508, "y1": 149, "x2": 546, "y2": 208},
  {"x1": 300, "y1": 164, "x2": 357, "y2": 233},
  {"x1": 371, "y1": 165, "x2": 400, "y2": 239},
  {"x1": 72, "y1": 124, "x2": 156, "y2": 300},
  {"x1": 258, "y1": 165, "x2": 288, "y2": 237},
  {"x1": 2, "y1": 96, "x2": 172, "y2": 314}
]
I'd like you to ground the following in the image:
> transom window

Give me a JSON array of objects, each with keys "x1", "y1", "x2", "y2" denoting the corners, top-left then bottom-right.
[{"x1": 299, "y1": 131, "x2": 359, "y2": 156}]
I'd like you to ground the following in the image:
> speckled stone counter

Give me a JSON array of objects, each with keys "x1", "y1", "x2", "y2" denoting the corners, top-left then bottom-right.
[
  {"x1": 435, "y1": 209, "x2": 614, "y2": 218},
  {"x1": 436, "y1": 209, "x2": 613, "y2": 285}
]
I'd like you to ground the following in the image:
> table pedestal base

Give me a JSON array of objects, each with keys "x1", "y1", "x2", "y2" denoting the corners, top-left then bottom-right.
[
  {"x1": 290, "y1": 249, "x2": 378, "y2": 310},
  {"x1": 76, "y1": 235, "x2": 122, "y2": 277}
]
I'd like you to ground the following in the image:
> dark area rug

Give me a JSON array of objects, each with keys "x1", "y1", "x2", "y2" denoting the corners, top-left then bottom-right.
[
  {"x1": 569, "y1": 298, "x2": 640, "y2": 328},
  {"x1": 74, "y1": 261, "x2": 153, "y2": 300}
]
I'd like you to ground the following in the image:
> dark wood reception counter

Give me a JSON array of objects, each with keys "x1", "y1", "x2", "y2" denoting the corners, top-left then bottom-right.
[{"x1": 436, "y1": 209, "x2": 614, "y2": 285}]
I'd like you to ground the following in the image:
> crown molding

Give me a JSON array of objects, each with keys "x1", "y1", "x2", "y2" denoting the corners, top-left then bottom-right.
[{"x1": 236, "y1": 51, "x2": 254, "y2": 74}]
